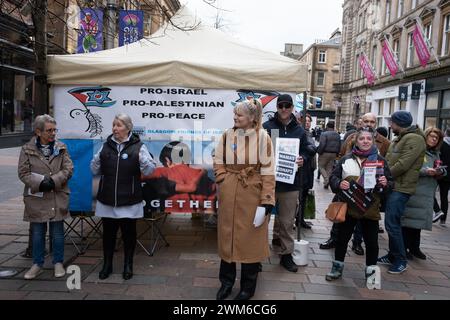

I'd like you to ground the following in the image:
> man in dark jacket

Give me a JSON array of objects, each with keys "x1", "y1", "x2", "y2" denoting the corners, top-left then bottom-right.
[
  {"x1": 263, "y1": 94, "x2": 312, "y2": 273},
  {"x1": 317, "y1": 121, "x2": 341, "y2": 189},
  {"x1": 378, "y1": 111, "x2": 426, "y2": 274}
]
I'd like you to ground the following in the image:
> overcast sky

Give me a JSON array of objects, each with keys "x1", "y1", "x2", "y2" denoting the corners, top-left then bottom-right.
[{"x1": 180, "y1": 0, "x2": 344, "y2": 54}]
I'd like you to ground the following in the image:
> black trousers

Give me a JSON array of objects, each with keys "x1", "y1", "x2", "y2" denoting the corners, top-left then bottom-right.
[
  {"x1": 438, "y1": 181, "x2": 450, "y2": 222},
  {"x1": 102, "y1": 218, "x2": 137, "y2": 260},
  {"x1": 402, "y1": 226, "x2": 421, "y2": 252},
  {"x1": 219, "y1": 260, "x2": 260, "y2": 293},
  {"x1": 334, "y1": 215, "x2": 379, "y2": 266}
]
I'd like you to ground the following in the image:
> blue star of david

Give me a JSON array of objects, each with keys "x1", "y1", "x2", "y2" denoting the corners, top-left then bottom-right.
[
  {"x1": 87, "y1": 90, "x2": 112, "y2": 105},
  {"x1": 237, "y1": 92, "x2": 261, "y2": 102}
]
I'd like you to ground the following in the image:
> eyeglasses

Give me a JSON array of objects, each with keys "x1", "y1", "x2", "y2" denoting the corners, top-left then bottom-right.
[
  {"x1": 44, "y1": 128, "x2": 58, "y2": 133},
  {"x1": 277, "y1": 103, "x2": 293, "y2": 110}
]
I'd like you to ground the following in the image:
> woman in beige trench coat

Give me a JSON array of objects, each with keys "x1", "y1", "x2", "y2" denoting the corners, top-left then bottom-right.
[
  {"x1": 18, "y1": 114, "x2": 73, "y2": 280},
  {"x1": 213, "y1": 99, "x2": 275, "y2": 300}
]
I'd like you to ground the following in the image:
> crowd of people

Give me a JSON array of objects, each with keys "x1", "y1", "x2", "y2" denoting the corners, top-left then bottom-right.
[{"x1": 16, "y1": 96, "x2": 449, "y2": 300}]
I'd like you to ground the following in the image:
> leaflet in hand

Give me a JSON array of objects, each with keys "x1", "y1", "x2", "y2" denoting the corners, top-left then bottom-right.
[
  {"x1": 253, "y1": 206, "x2": 266, "y2": 228},
  {"x1": 28, "y1": 172, "x2": 45, "y2": 197}
]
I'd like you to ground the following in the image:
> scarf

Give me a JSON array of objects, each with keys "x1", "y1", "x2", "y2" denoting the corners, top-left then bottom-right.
[{"x1": 36, "y1": 137, "x2": 56, "y2": 160}]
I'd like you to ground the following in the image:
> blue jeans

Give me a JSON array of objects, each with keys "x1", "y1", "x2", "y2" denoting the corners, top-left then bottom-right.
[
  {"x1": 31, "y1": 221, "x2": 65, "y2": 266},
  {"x1": 384, "y1": 191, "x2": 410, "y2": 265}
]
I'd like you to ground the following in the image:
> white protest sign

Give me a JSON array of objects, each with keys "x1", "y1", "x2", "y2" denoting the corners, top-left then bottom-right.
[{"x1": 275, "y1": 137, "x2": 299, "y2": 184}]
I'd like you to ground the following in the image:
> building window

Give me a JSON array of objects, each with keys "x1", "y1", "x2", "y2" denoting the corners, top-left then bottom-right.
[
  {"x1": 442, "y1": 15, "x2": 450, "y2": 56},
  {"x1": 381, "y1": 56, "x2": 387, "y2": 75},
  {"x1": 317, "y1": 71, "x2": 325, "y2": 86},
  {"x1": 1, "y1": 71, "x2": 34, "y2": 135},
  {"x1": 443, "y1": 90, "x2": 450, "y2": 109},
  {"x1": 318, "y1": 50, "x2": 326, "y2": 63},
  {"x1": 389, "y1": 98, "x2": 396, "y2": 114},
  {"x1": 411, "y1": 0, "x2": 418, "y2": 10},
  {"x1": 393, "y1": 39, "x2": 400, "y2": 61},
  {"x1": 397, "y1": 0, "x2": 404, "y2": 18},
  {"x1": 400, "y1": 100, "x2": 406, "y2": 110},
  {"x1": 385, "y1": 0, "x2": 391, "y2": 25},
  {"x1": 424, "y1": 23, "x2": 432, "y2": 42},
  {"x1": 355, "y1": 54, "x2": 359, "y2": 79},
  {"x1": 407, "y1": 32, "x2": 414, "y2": 67},
  {"x1": 371, "y1": 45, "x2": 377, "y2": 69},
  {"x1": 379, "y1": 99, "x2": 385, "y2": 115},
  {"x1": 426, "y1": 92, "x2": 438, "y2": 110}
]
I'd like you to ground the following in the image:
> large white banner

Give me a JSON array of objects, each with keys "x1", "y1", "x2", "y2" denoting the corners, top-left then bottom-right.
[
  {"x1": 53, "y1": 85, "x2": 295, "y2": 212},
  {"x1": 54, "y1": 85, "x2": 293, "y2": 141}
]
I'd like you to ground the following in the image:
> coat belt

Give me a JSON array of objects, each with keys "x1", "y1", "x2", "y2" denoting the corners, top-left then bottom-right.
[{"x1": 225, "y1": 167, "x2": 260, "y2": 188}]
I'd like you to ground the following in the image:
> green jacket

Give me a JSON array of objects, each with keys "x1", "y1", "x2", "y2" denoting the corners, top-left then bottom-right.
[{"x1": 386, "y1": 125, "x2": 426, "y2": 195}]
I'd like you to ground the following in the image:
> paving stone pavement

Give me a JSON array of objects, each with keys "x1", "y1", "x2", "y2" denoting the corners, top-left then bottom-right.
[{"x1": 0, "y1": 148, "x2": 450, "y2": 300}]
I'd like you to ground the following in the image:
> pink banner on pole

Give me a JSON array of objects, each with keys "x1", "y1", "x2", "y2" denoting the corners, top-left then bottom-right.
[
  {"x1": 381, "y1": 40, "x2": 398, "y2": 77},
  {"x1": 359, "y1": 53, "x2": 375, "y2": 85},
  {"x1": 413, "y1": 23, "x2": 431, "y2": 68}
]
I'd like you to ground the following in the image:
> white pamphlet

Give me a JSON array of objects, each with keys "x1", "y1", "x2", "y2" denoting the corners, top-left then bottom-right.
[
  {"x1": 253, "y1": 206, "x2": 266, "y2": 228},
  {"x1": 363, "y1": 167, "x2": 377, "y2": 189},
  {"x1": 28, "y1": 172, "x2": 45, "y2": 197}
]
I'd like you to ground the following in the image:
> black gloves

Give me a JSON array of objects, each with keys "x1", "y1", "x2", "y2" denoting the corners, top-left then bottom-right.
[
  {"x1": 39, "y1": 177, "x2": 55, "y2": 192},
  {"x1": 262, "y1": 204, "x2": 274, "y2": 216}
]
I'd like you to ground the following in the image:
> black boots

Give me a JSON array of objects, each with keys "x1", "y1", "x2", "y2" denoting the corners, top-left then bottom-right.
[
  {"x1": 320, "y1": 238, "x2": 336, "y2": 249},
  {"x1": 351, "y1": 242, "x2": 364, "y2": 255},
  {"x1": 216, "y1": 261, "x2": 260, "y2": 300},
  {"x1": 123, "y1": 254, "x2": 133, "y2": 280},
  {"x1": 216, "y1": 260, "x2": 236, "y2": 300},
  {"x1": 280, "y1": 254, "x2": 298, "y2": 273},
  {"x1": 234, "y1": 263, "x2": 260, "y2": 300},
  {"x1": 99, "y1": 255, "x2": 113, "y2": 280}
]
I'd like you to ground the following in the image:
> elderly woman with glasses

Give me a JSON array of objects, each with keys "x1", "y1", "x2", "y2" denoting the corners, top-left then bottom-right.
[
  {"x1": 325, "y1": 127, "x2": 393, "y2": 281},
  {"x1": 401, "y1": 127, "x2": 446, "y2": 260},
  {"x1": 18, "y1": 114, "x2": 74, "y2": 280}
]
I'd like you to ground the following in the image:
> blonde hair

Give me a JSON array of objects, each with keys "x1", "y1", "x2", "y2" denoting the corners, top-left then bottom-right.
[
  {"x1": 233, "y1": 99, "x2": 263, "y2": 130},
  {"x1": 114, "y1": 113, "x2": 133, "y2": 132}
]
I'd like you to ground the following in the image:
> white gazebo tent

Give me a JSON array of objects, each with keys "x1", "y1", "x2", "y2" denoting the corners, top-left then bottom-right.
[{"x1": 48, "y1": 7, "x2": 307, "y2": 92}]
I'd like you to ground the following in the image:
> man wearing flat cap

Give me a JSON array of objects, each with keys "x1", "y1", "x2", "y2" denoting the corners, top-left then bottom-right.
[{"x1": 378, "y1": 111, "x2": 426, "y2": 275}]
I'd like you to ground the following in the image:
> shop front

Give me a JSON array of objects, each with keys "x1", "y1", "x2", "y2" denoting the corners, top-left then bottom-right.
[
  {"x1": 0, "y1": 13, "x2": 35, "y2": 148},
  {"x1": 369, "y1": 80, "x2": 426, "y2": 135},
  {"x1": 425, "y1": 74, "x2": 450, "y2": 131}
]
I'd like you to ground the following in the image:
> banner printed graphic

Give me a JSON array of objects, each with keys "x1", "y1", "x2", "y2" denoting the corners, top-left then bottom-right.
[
  {"x1": 77, "y1": 8, "x2": 103, "y2": 53},
  {"x1": 413, "y1": 23, "x2": 431, "y2": 68},
  {"x1": 382, "y1": 40, "x2": 399, "y2": 77},
  {"x1": 119, "y1": 10, "x2": 144, "y2": 46},
  {"x1": 68, "y1": 87, "x2": 116, "y2": 138},
  {"x1": 55, "y1": 86, "x2": 293, "y2": 212}
]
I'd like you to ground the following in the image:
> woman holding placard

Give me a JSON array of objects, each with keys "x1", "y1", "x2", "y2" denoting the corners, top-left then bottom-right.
[{"x1": 325, "y1": 127, "x2": 393, "y2": 281}]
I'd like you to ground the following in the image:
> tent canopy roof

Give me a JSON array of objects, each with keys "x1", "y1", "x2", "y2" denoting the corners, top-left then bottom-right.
[{"x1": 48, "y1": 7, "x2": 307, "y2": 92}]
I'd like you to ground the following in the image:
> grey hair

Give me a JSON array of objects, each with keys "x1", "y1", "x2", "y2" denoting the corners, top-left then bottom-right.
[
  {"x1": 114, "y1": 113, "x2": 133, "y2": 131},
  {"x1": 33, "y1": 114, "x2": 56, "y2": 132},
  {"x1": 233, "y1": 99, "x2": 263, "y2": 130}
]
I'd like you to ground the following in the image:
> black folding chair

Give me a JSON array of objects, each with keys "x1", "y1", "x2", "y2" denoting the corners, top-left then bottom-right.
[
  {"x1": 64, "y1": 211, "x2": 103, "y2": 254},
  {"x1": 136, "y1": 209, "x2": 169, "y2": 256}
]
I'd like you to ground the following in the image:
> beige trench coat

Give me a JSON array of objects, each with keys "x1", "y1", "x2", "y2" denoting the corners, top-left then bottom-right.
[
  {"x1": 18, "y1": 137, "x2": 74, "y2": 223},
  {"x1": 214, "y1": 128, "x2": 275, "y2": 263}
]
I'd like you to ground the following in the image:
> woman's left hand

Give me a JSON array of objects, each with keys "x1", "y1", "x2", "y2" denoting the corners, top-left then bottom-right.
[{"x1": 378, "y1": 176, "x2": 387, "y2": 187}]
